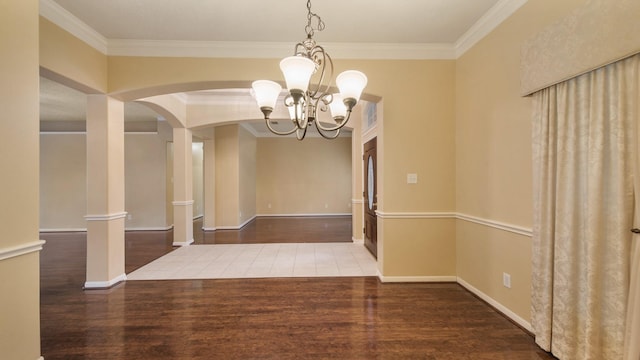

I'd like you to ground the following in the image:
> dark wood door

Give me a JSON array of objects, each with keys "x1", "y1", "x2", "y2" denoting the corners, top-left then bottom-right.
[{"x1": 363, "y1": 138, "x2": 377, "y2": 258}]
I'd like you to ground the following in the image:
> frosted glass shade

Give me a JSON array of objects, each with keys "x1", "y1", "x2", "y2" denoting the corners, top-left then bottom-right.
[
  {"x1": 252, "y1": 80, "x2": 282, "y2": 109},
  {"x1": 328, "y1": 93, "x2": 347, "y2": 119},
  {"x1": 280, "y1": 56, "x2": 315, "y2": 92},
  {"x1": 336, "y1": 70, "x2": 368, "y2": 102}
]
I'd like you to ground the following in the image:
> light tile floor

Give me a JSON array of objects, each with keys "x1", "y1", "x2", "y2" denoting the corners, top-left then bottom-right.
[{"x1": 127, "y1": 243, "x2": 378, "y2": 280}]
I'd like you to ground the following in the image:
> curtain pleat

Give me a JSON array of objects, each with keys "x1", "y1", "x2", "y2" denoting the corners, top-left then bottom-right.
[
  {"x1": 532, "y1": 54, "x2": 639, "y2": 360},
  {"x1": 624, "y1": 53, "x2": 640, "y2": 360}
]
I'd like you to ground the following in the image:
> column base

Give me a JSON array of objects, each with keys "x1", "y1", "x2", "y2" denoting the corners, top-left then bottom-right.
[
  {"x1": 172, "y1": 238, "x2": 194, "y2": 247},
  {"x1": 84, "y1": 273, "x2": 127, "y2": 289}
]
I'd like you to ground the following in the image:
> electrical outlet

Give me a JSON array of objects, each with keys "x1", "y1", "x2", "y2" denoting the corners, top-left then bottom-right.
[
  {"x1": 268, "y1": 203, "x2": 272, "y2": 209},
  {"x1": 503, "y1": 273, "x2": 511, "y2": 288},
  {"x1": 127, "y1": 214, "x2": 132, "y2": 220},
  {"x1": 324, "y1": 203, "x2": 328, "y2": 208}
]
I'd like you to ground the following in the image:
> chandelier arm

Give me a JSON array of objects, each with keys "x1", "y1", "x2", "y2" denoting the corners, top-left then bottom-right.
[
  {"x1": 265, "y1": 118, "x2": 299, "y2": 136},
  {"x1": 314, "y1": 109, "x2": 352, "y2": 132},
  {"x1": 295, "y1": 126, "x2": 308, "y2": 141},
  {"x1": 315, "y1": 124, "x2": 341, "y2": 139}
]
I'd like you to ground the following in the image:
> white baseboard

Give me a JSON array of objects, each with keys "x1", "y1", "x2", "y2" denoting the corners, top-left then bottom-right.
[
  {"x1": 202, "y1": 227, "x2": 216, "y2": 231},
  {"x1": 40, "y1": 226, "x2": 174, "y2": 232},
  {"x1": 84, "y1": 273, "x2": 126, "y2": 289},
  {"x1": 172, "y1": 238, "x2": 194, "y2": 247},
  {"x1": 216, "y1": 215, "x2": 257, "y2": 230},
  {"x1": 377, "y1": 271, "x2": 457, "y2": 283},
  {"x1": 457, "y1": 277, "x2": 533, "y2": 333},
  {"x1": 374, "y1": 271, "x2": 532, "y2": 334},
  {"x1": 256, "y1": 213, "x2": 351, "y2": 217},
  {"x1": 125, "y1": 226, "x2": 173, "y2": 231},
  {"x1": 352, "y1": 237, "x2": 364, "y2": 244},
  {"x1": 39, "y1": 228, "x2": 86, "y2": 232}
]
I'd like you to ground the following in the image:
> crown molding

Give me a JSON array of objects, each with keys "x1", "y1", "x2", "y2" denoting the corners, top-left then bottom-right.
[
  {"x1": 107, "y1": 39, "x2": 292, "y2": 58},
  {"x1": 455, "y1": 0, "x2": 528, "y2": 57},
  {"x1": 39, "y1": 0, "x2": 108, "y2": 54},
  {"x1": 40, "y1": 0, "x2": 527, "y2": 60}
]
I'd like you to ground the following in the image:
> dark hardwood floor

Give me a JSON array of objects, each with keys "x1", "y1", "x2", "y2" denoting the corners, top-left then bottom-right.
[
  {"x1": 193, "y1": 216, "x2": 353, "y2": 244},
  {"x1": 39, "y1": 217, "x2": 555, "y2": 359}
]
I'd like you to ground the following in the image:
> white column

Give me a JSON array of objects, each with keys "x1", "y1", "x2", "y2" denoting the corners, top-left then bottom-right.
[
  {"x1": 85, "y1": 95, "x2": 127, "y2": 289},
  {"x1": 203, "y1": 134, "x2": 216, "y2": 230},
  {"x1": 173, "y1": 127, "x2": 194, "y2": 246}
]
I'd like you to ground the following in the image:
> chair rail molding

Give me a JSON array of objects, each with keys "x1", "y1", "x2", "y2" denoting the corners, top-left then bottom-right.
[{"x1": 0, "y1": 240, "x2": 46, "y2": 262}]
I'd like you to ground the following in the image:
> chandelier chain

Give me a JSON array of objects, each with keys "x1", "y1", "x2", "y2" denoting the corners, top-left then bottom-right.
[{"x1": 304, "y1": 0, "x2": 325, "y2": 38}]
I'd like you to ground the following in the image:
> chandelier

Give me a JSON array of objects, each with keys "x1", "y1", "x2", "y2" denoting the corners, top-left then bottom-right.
[{"x1": 251, "y1": 0, "x2": 368, "y2": 140}]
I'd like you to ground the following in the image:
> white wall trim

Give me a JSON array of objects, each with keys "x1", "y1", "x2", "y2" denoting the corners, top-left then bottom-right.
[
  {"x1": 125, "y1": 226, "x2": 173, "y2": 231},
  {"x1": 457, "y1": 277, "x2": 533, "y2": 333},
  {"x1": 37, "y1": 357, "x2": 44, "y2": 360},
  {"x1": 456, "y1": 213, "x2": 532, "y2": 237},
  {"x1": 352, "y1": 237, "x2": 364, "y2": 244},
  {"x1": 40, "y1": 226, "x2": 174, "y2": 232},
  {"x1": 216, "y1": 215, "x2": 257, "y2": 230},
  {"x1": 256, "y1": 213, "x2": 351, "y2": 218},
  {"x1": 361, "y1": 124, "x2": 378, "y2": 144},
  {"x1": 202, "y1": 227, "x2": 216, "y2": 231},
  {"x1": 377, "y1": 271, "x2": 457, "y2": 283},
  {"x1": 374, "y1": 211, "x2": 532, "y2": 237},
  {"x1": 351, "y1": 199, "x2": 364, "y2": 205},
  {"x1": 84, "y1": 212, "x2": 128, "y2": 221},
  {"x1": 84, "y1": 273, "x2": 127, "y2": 289},
  {"x1": 107, "y1": 39, "x2": 457, "y2": 60},
  {"x1": 173, "y1": 238, "x2": 194, "y2": 247},
  {"x1": 454, "y1": 0, "x2": 528, "y2": 57},
  {"x1": 172, "y1": 200, "x2": 194, "y2": 206},
  {"x1": 40, "y1": 228, "x2": 87, "y2": 232},
  {"x1": 40, "y1": 0, "x2": 526, "y2": 60},
  {"x1": 0, "y1": 240, "x2": 46, "y2": 262},
  {"x1": 39, "y1": 0, "x2": 108, "y2": 53},
  {"x1": 376, "y1": 211, "x2": 456, "y2": 219}
]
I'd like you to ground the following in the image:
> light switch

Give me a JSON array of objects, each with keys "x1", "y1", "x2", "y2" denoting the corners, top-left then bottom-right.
[{"x1": 407, "y1": 173, "x2": 418, "y2": 184}]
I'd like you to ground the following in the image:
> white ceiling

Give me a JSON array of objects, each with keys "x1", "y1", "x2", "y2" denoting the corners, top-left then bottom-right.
[
  {"x1": 40, "y1": 0, "x2": 522, "y2": 136},
  {"x1": 52, "y1": 0, "x2": 501, "y2": 44}
]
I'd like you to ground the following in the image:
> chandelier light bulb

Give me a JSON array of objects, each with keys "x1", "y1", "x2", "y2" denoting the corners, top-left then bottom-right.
[{"x1": 280, "y1": 56, "x2": 316, "y2": 93}]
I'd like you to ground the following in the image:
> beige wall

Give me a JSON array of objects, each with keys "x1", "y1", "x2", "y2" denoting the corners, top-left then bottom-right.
[
  {"x1": 192, "y1": 142, "x2": 204, "y2": 218},
  {"x1": 215, "y1": 125, "x2": 240, "y2": 227},
  {"x1": 213, "y1": 124, "x2": 257, "y2": 228},
  {"x1": 455, "y1": 0, "x2": 588, "y2": 322},
  {"x1": 39, "y1": 17, "x2": 107, "y2": 93},
  {"x1": 0, "y1": 0, "x2": 41, "y2": 358},
  {"x1": 40, "y1": 134, "x2": 87, "y2": 230},
  {"x1": 125, "y1": 126, "x2": 171, "y2": 229},
  {"x1": 256, "y1": 137, "x2": 352, "y2": 216},
  {"x1": 39, "y1": 123, "x2": 173, "y2": 231},
  {"x1": 238, "y1": 126, "x2": 257, "y2": 224}
]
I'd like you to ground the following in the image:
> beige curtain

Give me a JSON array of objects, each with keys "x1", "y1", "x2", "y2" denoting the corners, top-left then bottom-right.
[{"x1": 532, "y1": 53, "x2": 639, "y2": 359}]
